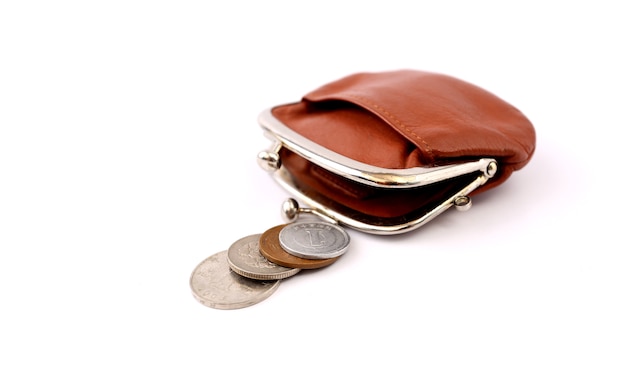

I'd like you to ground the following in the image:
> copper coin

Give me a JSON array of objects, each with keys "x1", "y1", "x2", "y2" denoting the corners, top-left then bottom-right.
[{"x1": 259, "y1": 225, "x2": 340, "y2": 269}]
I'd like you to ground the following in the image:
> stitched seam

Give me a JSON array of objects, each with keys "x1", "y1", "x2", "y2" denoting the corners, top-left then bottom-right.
[{"x1": 348, "y1": 94, "x2": 435, "y2": 161}]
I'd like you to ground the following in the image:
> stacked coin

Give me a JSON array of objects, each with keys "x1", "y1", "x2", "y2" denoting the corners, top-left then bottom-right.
[{"x1": 190, "y1": 221, "x2": 350, "y2": 309}]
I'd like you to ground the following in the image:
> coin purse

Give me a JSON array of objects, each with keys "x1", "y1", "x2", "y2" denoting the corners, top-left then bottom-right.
[{"x1": 258, "y1": 70, "x2": 536, "y2": 235}]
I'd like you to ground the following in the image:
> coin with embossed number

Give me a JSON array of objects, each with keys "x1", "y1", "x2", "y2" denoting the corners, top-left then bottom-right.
[
  {"x1": 228, "y1": 234, "x2": 301, "y2": 280},
  {"x1": 279, "y1": 221, "x2": 350, "y2": 260},
  {"x1": 190, "y1": 250, "x2": 280, "y2": 310},
  {"x1": 260, "y1": 225, "x2": 340, "y2": 269}
]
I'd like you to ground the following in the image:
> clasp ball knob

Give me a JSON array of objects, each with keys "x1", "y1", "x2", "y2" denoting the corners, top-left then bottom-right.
[
  {"x1": 257, "y1": 150, "x2": 281, "y2": 171},
  {"x1": 281, "y1": 198, "x2": 300, "y2": 222}
]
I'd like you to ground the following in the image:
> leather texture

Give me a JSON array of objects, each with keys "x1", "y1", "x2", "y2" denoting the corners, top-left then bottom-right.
[{"x1": 271, "y1": 70, "x2": 535, "y2": 218}]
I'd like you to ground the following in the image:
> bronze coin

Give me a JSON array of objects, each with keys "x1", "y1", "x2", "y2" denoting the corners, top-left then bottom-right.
[{"x1": 259, "y1": 225, "x2": 340, "y2": 269}]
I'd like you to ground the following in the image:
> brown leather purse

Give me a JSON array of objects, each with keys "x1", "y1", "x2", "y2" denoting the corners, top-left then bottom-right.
[{"x1": 257, "y1": 70, "x2": 536, "y2": 234}]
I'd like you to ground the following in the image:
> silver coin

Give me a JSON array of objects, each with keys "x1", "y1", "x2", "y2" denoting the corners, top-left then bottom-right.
[
  {"x1": 279, "y1": 221, "x2": 350, "y2": 259},
  {"x1": 227, "y1": 234, "x2": 301, "y2": 280},
  {"x1": 190, "y1": 250, "x2": 280, "y2": 310}
]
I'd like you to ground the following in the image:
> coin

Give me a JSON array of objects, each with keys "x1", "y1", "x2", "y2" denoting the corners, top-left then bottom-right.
[
  {"x1": 279, "y1": 221, "x2": 350, "y2": 259},
  {"x1": 227, "y1": 234, "x2": 301, "y2": 280},
  {"x1": 260, "y1": 225, "x2": 340, "y2": 269},
  {"x1": 190, "y1": 250, "x2": 280, "y2": 310}
]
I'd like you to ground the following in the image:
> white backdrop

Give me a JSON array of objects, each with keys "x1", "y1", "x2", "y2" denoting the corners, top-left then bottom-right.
[{"x1": 1, "y1": 1, "x2": 624, "y2": 383}]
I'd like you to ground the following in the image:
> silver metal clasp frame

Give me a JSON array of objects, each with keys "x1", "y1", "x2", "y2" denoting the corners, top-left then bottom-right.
[{"x1": 256, "y1": 108, "x2": 498, "y2": 235}]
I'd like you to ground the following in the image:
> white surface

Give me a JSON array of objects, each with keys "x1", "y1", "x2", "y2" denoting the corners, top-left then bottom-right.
[{"x1": 1, "y1": 1, "x2": 624, "y2": 383}]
